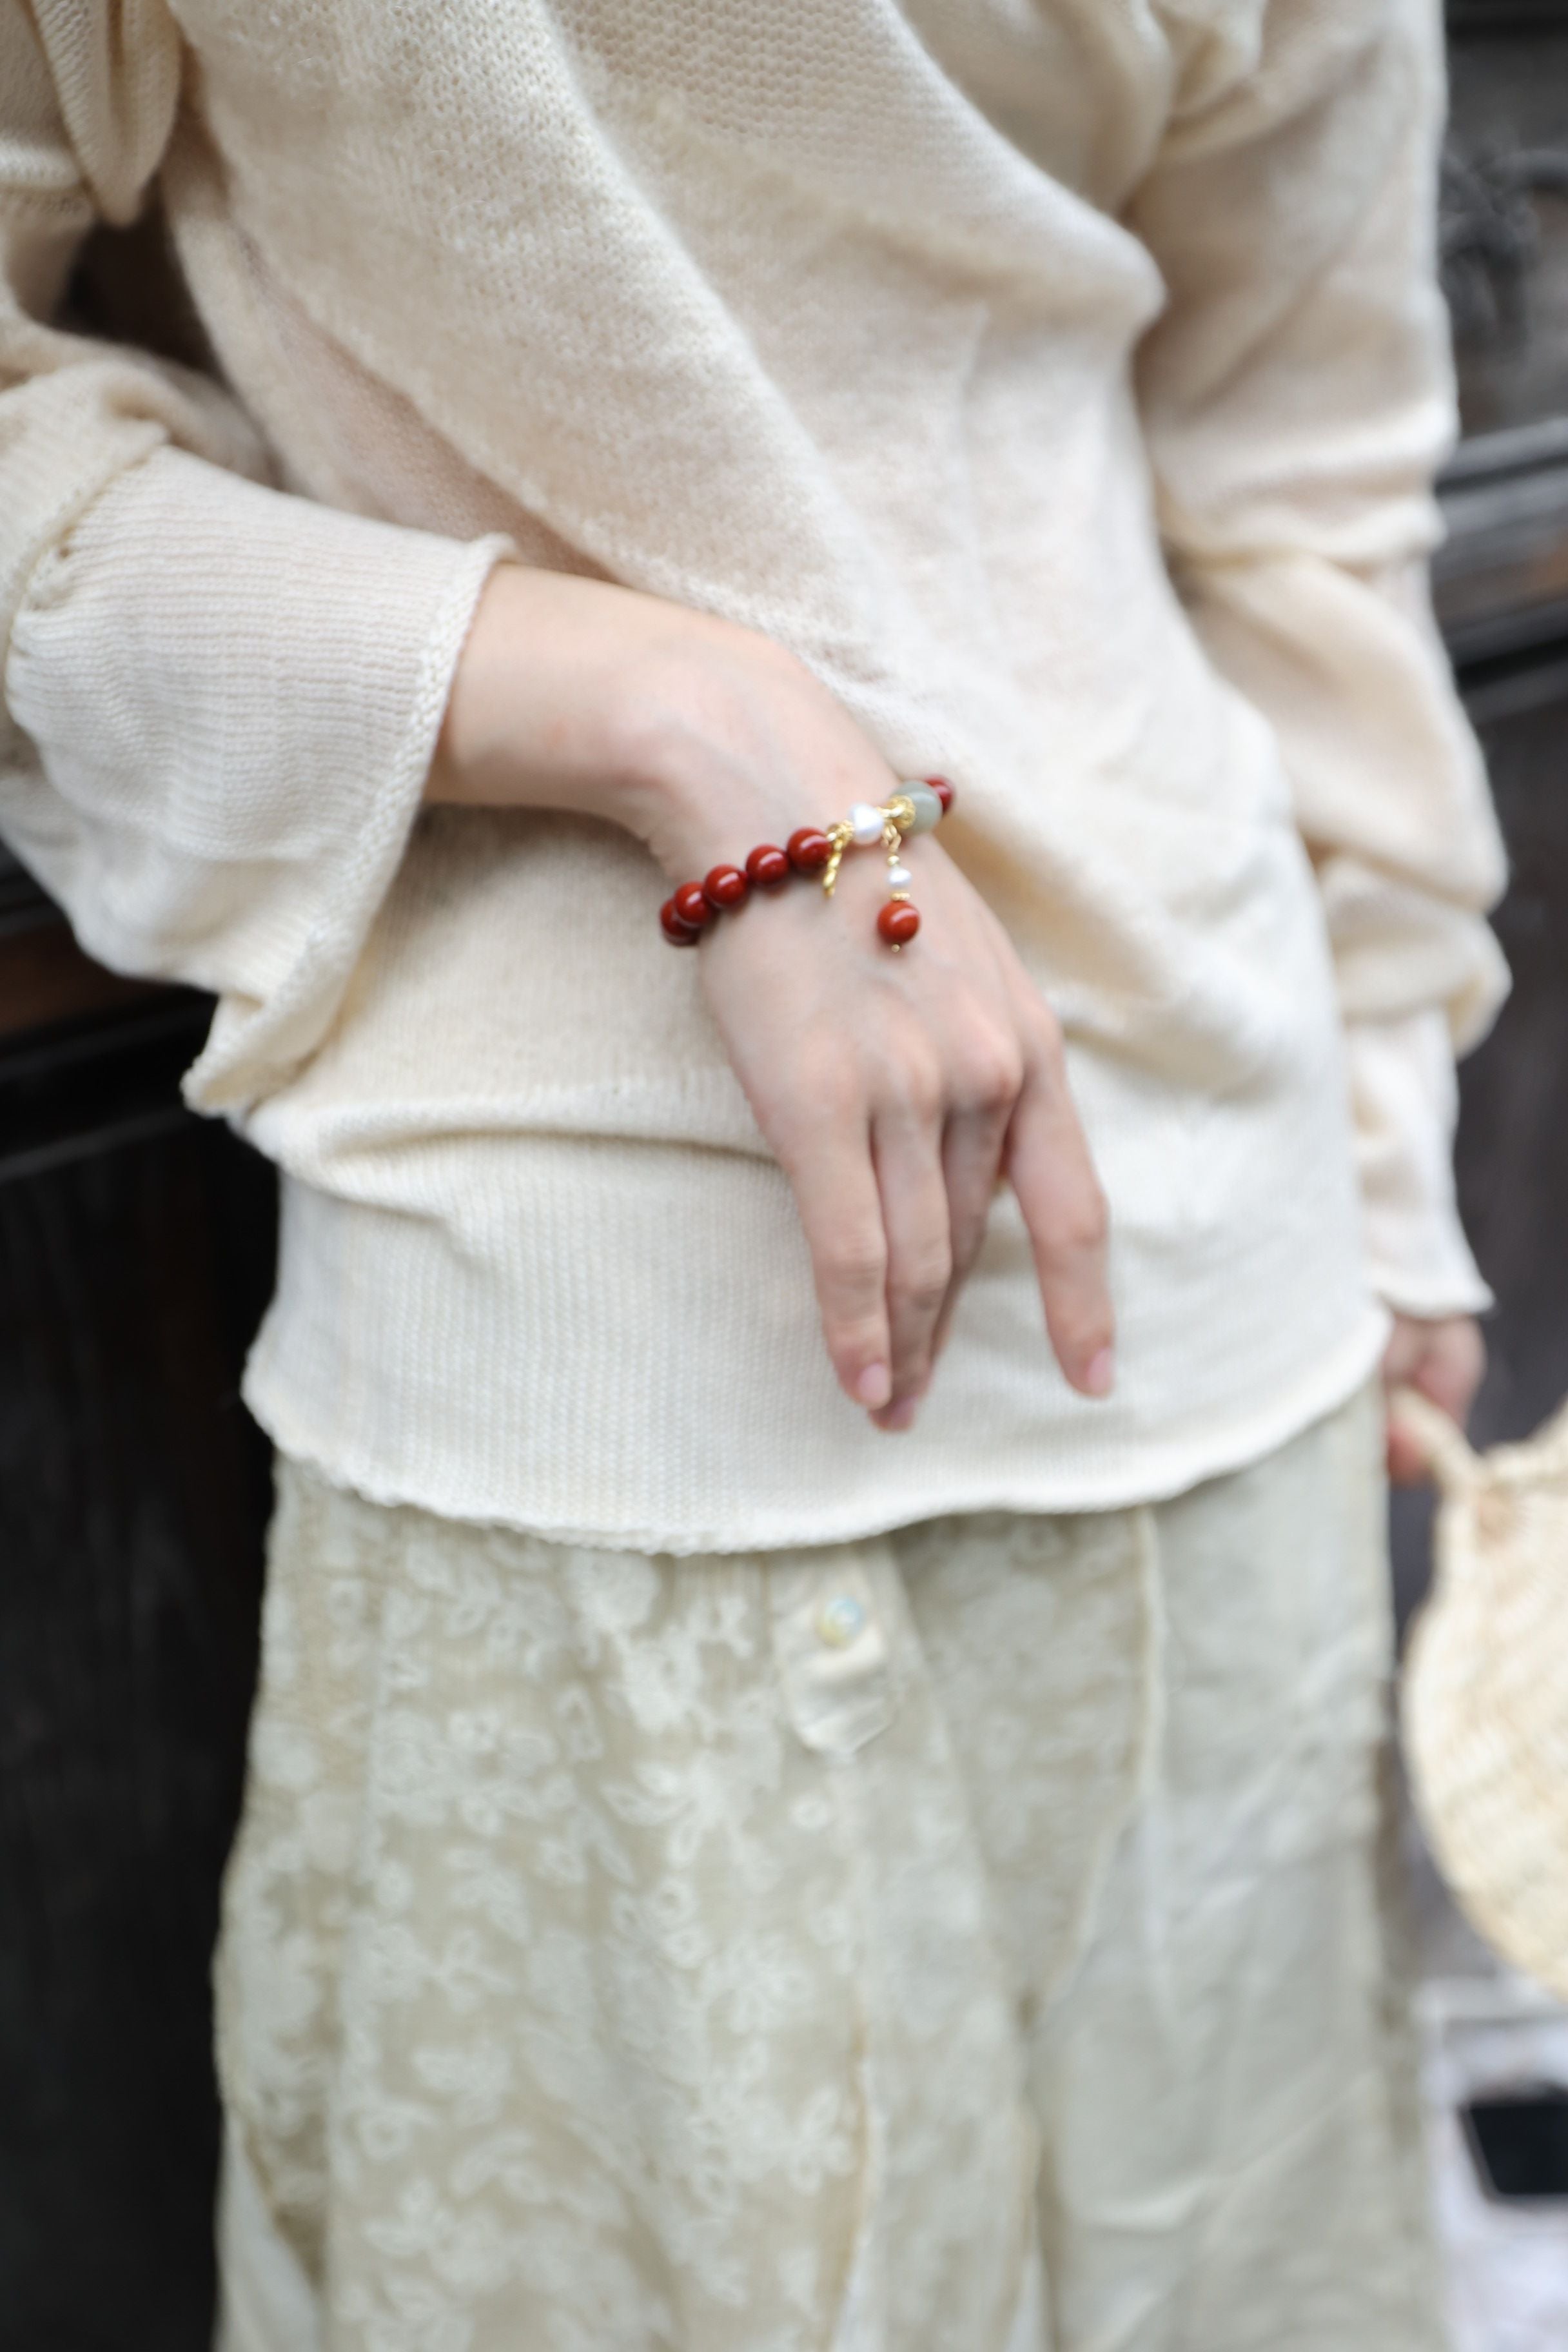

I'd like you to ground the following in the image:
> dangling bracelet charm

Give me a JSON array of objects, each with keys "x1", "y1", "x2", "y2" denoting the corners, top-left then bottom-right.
[
  {"x1": 819, "y1": 778, "x2": 951, "y2": 948},
  {"x1": 660, "y1": 776, "x2": 955, "y2": 951}
]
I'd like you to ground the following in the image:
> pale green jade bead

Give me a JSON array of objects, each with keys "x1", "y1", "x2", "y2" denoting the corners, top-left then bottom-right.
[{"x1": 899, "y1": 781, "x2": 943, "y2": 834}]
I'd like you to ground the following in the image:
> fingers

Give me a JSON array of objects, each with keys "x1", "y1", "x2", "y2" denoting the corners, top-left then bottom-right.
[
  {"x1": 781, "y1": 1099, "x2": 894, "y2": 1412},
  {"x1": 923, "y1": 1091, "x2": 1015, "y2": 1369},
  {"x1": 1383, "y1": 1328, "x2": 1434, "y2": 1487},
  {"x1": 1006, "y1": 1011, "x2": 1115, "y2": 1396},
  {"x1": 1416, "y1": 1317, "x2": 1487, "y2": 1425},
  {"x1": 781, "y1": 986, "x2": 1113, "y2": 1427},
  {"x1": 1379, "y1": 1316, "x2": 1426, "y2": 1393},
  {"x1": 1382, "y1": 1313, "x2": 1487, "y2": 1486},
  {"x1": 870, "y1": 1090, "x2": 954, "y2": 1429},
  {"x1": 945, "y1": 1054, "x2": 1019, "y2": 1282},
  {"x1": 1386, "y1": 1420, "x2": 1431, "y2": 1488}
]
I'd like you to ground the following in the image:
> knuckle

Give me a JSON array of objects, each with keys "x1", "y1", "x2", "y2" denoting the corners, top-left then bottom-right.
[
  {"x1": 1048, "y1": 1186, "x2": 1110, "y2": 1262},
  {"x1": 790, "y1": 1061, "x2": 863, "y2": 1139},
  {"x1": 962, "y1": 1034, "x2": 1024, "y2": 1115},
  {"x1": 885, "y1": 1050, "x2": 944, "y2": 1127},
  {"x1": 820, "y1": 1233, "x2": 887, "y2": 1301},
  {"x1": 892, "y1": 1246, "x2": 952, "y2": 1318},
  {"x1": 1032, "y1": 1006, "x2": 1066, "y2": 1073}
]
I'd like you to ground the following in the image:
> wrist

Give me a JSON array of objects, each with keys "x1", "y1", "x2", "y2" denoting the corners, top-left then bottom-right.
[
  {"x1": 611, "y1": 626, "x2": 844, "y2": 878},
  {"x1": 428, "y1": 564, "x2": 853, "y2": 877},
  {"x1": 427, "y1": 564, "x2": 800, "y2": 863}
]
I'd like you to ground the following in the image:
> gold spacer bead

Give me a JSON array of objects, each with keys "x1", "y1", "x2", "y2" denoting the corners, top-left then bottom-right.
[{"x1": 820, "y1": 820, "x2": 854, "y2": 898}]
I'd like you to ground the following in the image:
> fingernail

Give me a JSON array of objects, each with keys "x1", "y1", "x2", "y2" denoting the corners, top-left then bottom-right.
[
  {"x1": 877, "y1": 1396, "x2": 919, "y2": 1433},
  {"x1": 1083, "y1": 1347, "x2": 1116, "y2": 1398},
  {"x1": 856, "y1": 1362, "x2": 892, "y2": 1407}
]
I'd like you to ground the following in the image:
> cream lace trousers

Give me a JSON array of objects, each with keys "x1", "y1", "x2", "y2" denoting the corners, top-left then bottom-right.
[{"x1": 215, "y1": 1384, "x2": 1444, "y2": 2352}]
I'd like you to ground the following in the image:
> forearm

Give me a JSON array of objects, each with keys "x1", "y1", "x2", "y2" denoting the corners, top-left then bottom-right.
[{"x1": 426, "y1": 562, "x2": 841, "y2": 876}]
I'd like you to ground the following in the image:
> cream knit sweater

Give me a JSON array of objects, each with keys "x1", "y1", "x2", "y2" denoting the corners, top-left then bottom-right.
[{"x1": 0, "y1": 0, "x2": 1507, "y2": 1549}]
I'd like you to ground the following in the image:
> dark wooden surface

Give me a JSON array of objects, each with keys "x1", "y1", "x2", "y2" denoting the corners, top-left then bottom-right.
[
  {"x1": 1459, "y1": 664, "x2": 1568, "y2": 1445},
  {"x1": 0, "y1": 993, "x2": 275, "y2": 2352}
]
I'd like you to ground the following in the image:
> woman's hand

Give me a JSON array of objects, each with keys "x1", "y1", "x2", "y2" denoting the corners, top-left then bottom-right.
[
  {"x1": 1383, "y1": 1313, "x2": 1485, "y2": 1484},
  {"x1": 699, "y1": 823, "x2": 1113, "y2": 1430},
  {"x1": 431, "y1": 564, "x2": 1115, "y2": 1429}
]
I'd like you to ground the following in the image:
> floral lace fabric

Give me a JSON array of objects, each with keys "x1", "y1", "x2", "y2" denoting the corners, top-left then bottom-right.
[{"x1": 215, "y1": 1384, "x2": 1443, "y2": 2352}]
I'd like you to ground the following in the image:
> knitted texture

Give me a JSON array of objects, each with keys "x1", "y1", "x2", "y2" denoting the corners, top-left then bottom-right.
[{"x1": 0, "y1": 0, "x2": 1507, "y2": 1545}]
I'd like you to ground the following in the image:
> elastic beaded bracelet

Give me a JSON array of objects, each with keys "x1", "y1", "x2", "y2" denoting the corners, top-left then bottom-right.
[{"x1": 660, "y1": 776, "x2": 955, "y2": 951}]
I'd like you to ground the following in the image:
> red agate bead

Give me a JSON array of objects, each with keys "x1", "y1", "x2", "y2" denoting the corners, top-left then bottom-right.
[
  {"x1": 787, "y1": 827, "x2": 832, "y2": 874},
  {"x1": 746, "y1": 844, "x2": 790, "y2": 888},
  {"x1": 877, "y1": 901, "x2": 921, "y2": 946},
  {"x1": 660, "y1": 897, "x2": 700, "y2": 945},
  {"x1": 926, "y1": 776, "x2": 955, "y2": 815},
  {"x1": 673, "y1": 881, "x2": 713, "y2": 930},
  {"x1": 704, "y1": 863, "x2": 749, "y2": 910}
]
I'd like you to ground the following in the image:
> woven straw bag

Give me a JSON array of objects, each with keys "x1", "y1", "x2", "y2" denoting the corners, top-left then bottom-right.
[{"x1": 1398, "y1": 1386, "x2": 1568, "y2": 2004}]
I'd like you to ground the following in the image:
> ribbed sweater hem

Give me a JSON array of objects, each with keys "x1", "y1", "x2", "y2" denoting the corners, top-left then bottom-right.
[{"x1": 244, "y1": 1288, "x2": 1389, "y2": 1556}]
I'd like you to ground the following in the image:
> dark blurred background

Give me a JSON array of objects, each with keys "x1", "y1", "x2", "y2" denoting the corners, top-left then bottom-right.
[{"x1": 4, "y1": 5, "x2": 1568, "y2": 2346}]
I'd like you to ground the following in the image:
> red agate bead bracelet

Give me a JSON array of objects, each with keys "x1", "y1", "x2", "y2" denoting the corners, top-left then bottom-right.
[{"x1": 660, "y1": 776, "x2": 956, "y2": 951}]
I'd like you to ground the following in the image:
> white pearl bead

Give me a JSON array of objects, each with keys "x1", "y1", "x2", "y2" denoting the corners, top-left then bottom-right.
[
  {"x1": 849, "y1": 801, "x2": 886, "y2": 847},
  {"x1": 886, "y1": 863, "x2": 912, "y2": 890}
]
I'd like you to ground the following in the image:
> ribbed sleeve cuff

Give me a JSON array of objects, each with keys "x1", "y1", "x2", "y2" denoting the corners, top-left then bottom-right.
[
  {"x1": 1346, "y1": 1008, "x2": 1493, "y2": 1320},
  {"x1": 4, "y1": 445, "x2": 512, "y2": 1110}
]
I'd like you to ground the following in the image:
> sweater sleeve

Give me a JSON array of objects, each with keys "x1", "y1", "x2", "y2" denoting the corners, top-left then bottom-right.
[
  {"x1": 1130, "y1": 0, "x2": 1508, "y2": 1318},
  {"x1": 0, "y1": 0, "x2": 510, "y2": 1115}
]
